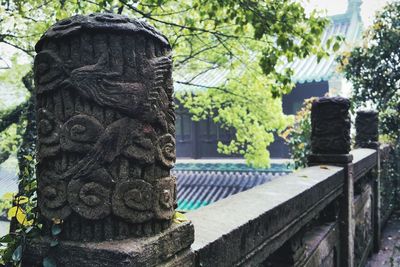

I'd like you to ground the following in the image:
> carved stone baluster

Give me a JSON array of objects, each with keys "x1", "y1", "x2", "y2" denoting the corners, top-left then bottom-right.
[
  {"x1": 308, "y1": 97, "x2": 354, "y2": 267},
  {"x1": 24, "y1": 13, "x2": 194, "y2": 266},
  {"x1": 355, "y1": 110, "x2": 379, "y2": 149}
]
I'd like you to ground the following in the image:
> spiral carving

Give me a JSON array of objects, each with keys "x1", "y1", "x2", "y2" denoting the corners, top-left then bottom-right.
[
  {"x1": 67, "y1": 168, "x2": 113, "y2": 219},
  {"x1": 38, "y1": 171, "x2": 71, "y2": 220},
  {"x1": 112, "y1": 180, "x2": 154, "y2": 223},
  {"x1": 156, "y1": 134, "x2": 176, "y2": 168},
  {"x1": 37, "y1": 109, "x2": 61, "y2": 159},
  {"x1": 61, "y1": 114, "x2": 104, "y2": 153}
]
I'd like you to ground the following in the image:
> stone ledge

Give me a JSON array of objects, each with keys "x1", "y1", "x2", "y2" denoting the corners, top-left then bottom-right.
[
  {"x1": 22, "y1": 222, "x2": 194, "y2": 267},
  {"x1": 308, "y1": 154, "x2": 353, "y2": 165}
]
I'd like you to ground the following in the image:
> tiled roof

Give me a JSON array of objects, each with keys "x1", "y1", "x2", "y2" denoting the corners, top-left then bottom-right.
[
  {"x1": 174, "y1": 162, "x2": 291, "y2": 173},
  {"x1": 278, "y1": 11, "x2": 363, "y2": 84},
  {"x1": 174, "y1": 1, "x2": 363, "y2": 93},
  {"x1": 172, "y1": 162, "x2": 291, "y2": 211},
  {"x1": 0, "y1": 158, "x2": 291, "y2": 213}
]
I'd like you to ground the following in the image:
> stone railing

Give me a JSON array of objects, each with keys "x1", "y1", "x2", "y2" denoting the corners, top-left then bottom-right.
[
  {"x1": 187, "y1": 101, "x2": 397, "y2": 267},
  {"x1": 22, "y1": 14, "x2": 397, "y2": 267}
]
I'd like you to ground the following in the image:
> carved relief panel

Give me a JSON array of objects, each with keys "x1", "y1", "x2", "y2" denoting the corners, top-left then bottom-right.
[
  {"x1": 311, "y1": 97, "x2": 351, "y2": 155},
  {"x1": 34, "y1": 13, "x2": 176, "y2": 241}
]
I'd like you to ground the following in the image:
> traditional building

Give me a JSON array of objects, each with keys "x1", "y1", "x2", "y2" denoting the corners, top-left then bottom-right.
[{"x1": 174, "y1": 0, "x2": 363, "y2": 159}]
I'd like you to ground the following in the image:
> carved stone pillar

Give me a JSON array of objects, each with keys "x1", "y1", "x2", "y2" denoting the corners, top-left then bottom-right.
[
  {"x1": 24, "y1": 13, "x2": 194, "y2": 266},
  {"x1": 308, "y1": 97, "x2": 354, "y2": 267},
  {"x1": 355, "y1": 110, "x2": 379, "y2": 149},
  {"x1": 308, "y1": 97, "x2": 352, "y2": 164}
]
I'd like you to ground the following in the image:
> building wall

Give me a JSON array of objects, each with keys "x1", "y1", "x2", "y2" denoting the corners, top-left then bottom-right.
[
  {"x1": 282, "y1": 81, "x2": 329, "y2": 114},
  {"x1": 270, "y1": 81, "x2": 329, "y2": 158},
  {"x1": 175, "y1": 81, "x2": 329, "y2": 159},
  {"x1": 175, "y1": 101, "x2": 237, "y2": 158}
]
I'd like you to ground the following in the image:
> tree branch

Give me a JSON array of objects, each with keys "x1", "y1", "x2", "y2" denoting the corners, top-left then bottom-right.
[
  {"x1": 119, "y1": 0, "x2": 243, "y2": 39},
  {"x1": 0, "y1": 101, "x2": 29, "y2": 133}
]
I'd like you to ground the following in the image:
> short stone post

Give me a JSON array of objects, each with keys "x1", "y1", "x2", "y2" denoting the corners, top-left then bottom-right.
[
  {"x1": 355, "y1": 110, "x2": 381, "y2": 252},
  {"x1": 23, "y1": 13, "x2": 194, "y2": 266},
  {"x1": 308, "y1": 97, "x2": 354, "y2": 267},
  {"x1": 355, "y1": 110, "x2": 379, "y2": 149}
]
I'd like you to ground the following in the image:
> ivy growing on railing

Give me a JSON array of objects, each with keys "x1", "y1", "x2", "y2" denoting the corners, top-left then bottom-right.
[{"x1": 281, "y1": 97, "x2": 316, "y2": 169}]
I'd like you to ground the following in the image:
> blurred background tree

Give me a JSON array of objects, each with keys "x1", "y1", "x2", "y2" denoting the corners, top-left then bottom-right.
[{"x1": 339, "y1": 1, "x2": 400, "y2": 146}]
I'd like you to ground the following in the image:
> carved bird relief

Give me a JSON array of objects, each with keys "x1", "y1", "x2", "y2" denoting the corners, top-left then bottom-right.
[{"x1": 59, "y1": 52, "x2": 173, "y2": 132}]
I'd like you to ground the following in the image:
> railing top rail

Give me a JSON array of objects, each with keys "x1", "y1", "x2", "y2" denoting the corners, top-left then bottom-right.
[
  {"x1": 187, "y1": 165, "x2": 344, "y2": 266},
  {"x1": 351, "y1": 148, "x2": 377, "y2": 181},
  {"x1": 187, "y1": 146, "x2": 381, "y2": 266}
]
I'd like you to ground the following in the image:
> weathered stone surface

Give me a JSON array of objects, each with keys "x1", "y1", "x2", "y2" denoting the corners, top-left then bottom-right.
[
  {"x1": 310, "y1": 97, "x2": 351, "y2": 155},
  {"x1": 22, "y1": 222, "x2": 195, "y2": 267},
  {"x1": 264, "y1": 229, "x2": 307, "y2": 266},
  {"x1": 351, "y1": 148, "x2": 377, "y2": 182},
  {"x1": 187, "y1": 165, "x2": 345, "y2": 266},
  {"x1": 354, "y1": 183, "x2": 373, "y2": 267},
  {"x1": 302, "y1": 223, "x2": 339, "y2": 267},
  {"x1": 34, "y1": 13, "x2": 177, "y2": 241},
  {"x1": 308, "y1": 154, "x2": 353, "y2": 165},
  {"x1": 338, "y1": 163, "x2": 355, "y2": 267},
  {"x1": 355, "y1": 110, "x2": 379, "y2": 149}
]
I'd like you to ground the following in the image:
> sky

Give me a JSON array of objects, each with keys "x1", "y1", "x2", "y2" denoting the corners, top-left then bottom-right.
[{"x1": 304, "y1": 0, "x2": 392, "y2": 27}]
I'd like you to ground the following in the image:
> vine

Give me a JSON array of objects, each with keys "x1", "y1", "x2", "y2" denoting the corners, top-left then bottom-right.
[{"x1": 280, "y1": 97, "x2": 316, "y2": 169}]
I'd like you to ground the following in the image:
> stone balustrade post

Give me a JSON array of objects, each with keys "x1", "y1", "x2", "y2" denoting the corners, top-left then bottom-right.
[
  {"x1": 308, "y1": 97, "x2": 354, "y2": 267},
  {"x1": 355, "y1": 110, "x2": 379, "y2": 149},
  {"x1": 355, "y1": 110, "x2": 381, "y2": 252},
  {"x1": 23, "y1": 13, "x2": 194, "y2": 266}
]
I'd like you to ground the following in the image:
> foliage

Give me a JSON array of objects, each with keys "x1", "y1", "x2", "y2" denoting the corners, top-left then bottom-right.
[
  {"x1": 339, "y1": 1, "x2": 400, "y2": 142},
  {"x1": 0, "y1": 193, "x2": 13, "y2": 216},
  {"x1": 0, "y1": 154, "x2": 38, "y2": 266},
  {"x1": 0, "y1": 0, "x2": 340, "y2": 168},
  {"x1": 281, "y1": 97, "x2": 316, "y2": 169},
  {"x1": 0, "y1": 190, "x2": 39, "y2": 265},
  {"x1": 178, "y1": 53, "x2": 294, "y2": 167},
  {"x1": 0, "y1": 124, "x2": 21, "y2": 164},
  {"x1": 339, "y1": 1, "x2": 400, "y2": 211}
]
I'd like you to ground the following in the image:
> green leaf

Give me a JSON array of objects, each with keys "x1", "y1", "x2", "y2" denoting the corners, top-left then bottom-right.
[
  {"x1": 333, "y1": 42, "x2": 340, "y2": 52},
  {"x1": 43, "y1": 256, "x2": 57, "y2": 267},
  {"x1": 12, "y1": 245, "x2": 22, "y2": 262},
  {"x1": 23, "y1": 155, "x2": 32, "y2": 161},
  {"x1": 0, "y1": 234, "x2": 13, "y2": 243},
  {"x1": 51, "y1": 224, "x2": 62, "y2": 236}
]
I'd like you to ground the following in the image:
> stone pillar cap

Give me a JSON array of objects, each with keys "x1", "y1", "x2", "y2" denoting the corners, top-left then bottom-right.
[{"x1": 35, "y1": 13, "x2": 170, "y2": 52}]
